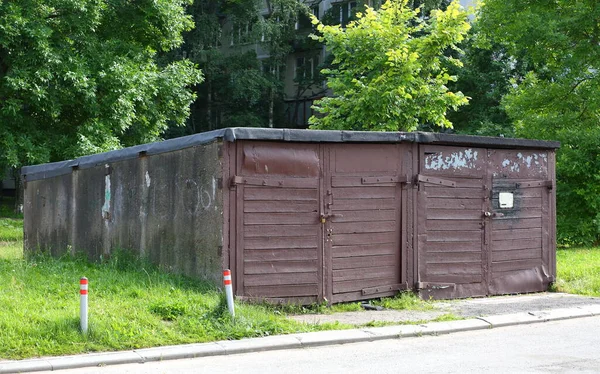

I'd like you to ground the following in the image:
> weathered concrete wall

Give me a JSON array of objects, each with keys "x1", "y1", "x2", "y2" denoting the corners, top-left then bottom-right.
[
  {"x1": 24, "y1": 141, "x2": 224, "y2": 284},
  {"x1": 24, "y1": 173, "x2": 71, "y2": 256}
]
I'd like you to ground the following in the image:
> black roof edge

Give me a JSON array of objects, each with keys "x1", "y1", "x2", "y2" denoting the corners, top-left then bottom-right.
[
  {"x1": 21, "y1": 128, "x2": 559, "y2": 182},
  {"x1": 22, "y1": 129, "x2": 228, "y2": 181},
  {"x1": 414, "y1": 132, "x2": 560, "y2": 150}
]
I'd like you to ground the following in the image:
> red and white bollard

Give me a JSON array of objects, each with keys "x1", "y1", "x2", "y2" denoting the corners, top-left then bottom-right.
[
  {"x1": 223, "y1": 269, "x2": 235, "y2": 318},
  {"x1": 80, "y1": 277, "x2": 88, "y2": 334}
]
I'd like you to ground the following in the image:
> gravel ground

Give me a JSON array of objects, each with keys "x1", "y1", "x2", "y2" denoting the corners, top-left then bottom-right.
[{"x1": 289, "y1": 293, "x2": 600, "y2": 326}]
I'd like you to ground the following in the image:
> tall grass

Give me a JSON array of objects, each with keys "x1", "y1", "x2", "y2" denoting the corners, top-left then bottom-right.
[
  {"x1": 0, "y1": 252, "x2": 342, "y2": 360},
  {"x1": 0, "y1": 197, "x2": 24, "y2": 260},
  {"x1": 554, "y1": 247, "x2": 600, "y2": 296}
]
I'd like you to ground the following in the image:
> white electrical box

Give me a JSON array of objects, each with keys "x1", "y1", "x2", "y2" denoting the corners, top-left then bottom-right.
[{"x1": 499, "y1": 192, "x2": 514, "y2": 209}]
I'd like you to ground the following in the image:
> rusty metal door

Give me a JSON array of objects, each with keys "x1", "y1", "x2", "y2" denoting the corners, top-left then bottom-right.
[
  {"x1": 324, "y1": 144, "x2": 406, "y2": 303},
  {"x1": 232, "y1": 141, "x2": 323, "y2": 304},
  {"x1": 417, "y1": 146, "x2": 554, "y2": 299},
  {"x1": 487, "y1": 149, "x2": 554, "y2": 295},
  {"x1": 417, "y1": 146, "x2": 488, "y2": 299}
]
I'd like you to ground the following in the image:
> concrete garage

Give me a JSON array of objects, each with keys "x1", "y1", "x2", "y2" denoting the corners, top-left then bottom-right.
[{"x1": 22, "y1": 128, "x2": 559, "y2": 303}]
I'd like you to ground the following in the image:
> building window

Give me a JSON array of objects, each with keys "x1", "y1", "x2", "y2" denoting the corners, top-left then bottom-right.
[
  {"x1": 262, "y1": 60, "x2": 281, "y2": 78},
  {"x1": 331, "y1": 1, "x2": 358, "y2": 27},
  {"x1": 295, "y1": 55, "x2": 320, "y2": 81},
  {"x1": 311, "y1": 4, "x2": 319, "y2": 18},
  {"x1": 231, "y1": 21, "x2": 254, "y2": 46},
  {"x1": 295, "y1": 57, "x2": 305, "y2": 79},
  {"x1": 367, "y1": 0, "x2": 382, "y2": 9}
]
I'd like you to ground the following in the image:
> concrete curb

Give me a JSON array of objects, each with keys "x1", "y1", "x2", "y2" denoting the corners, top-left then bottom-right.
[{"x1": 1, "y1": 305, "x2": 599, "y2": 374}]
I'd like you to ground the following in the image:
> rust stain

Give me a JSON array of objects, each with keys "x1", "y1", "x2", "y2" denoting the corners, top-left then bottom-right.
[{"x1": 242, "y1": 144, "x2": 319, "y2": 177}]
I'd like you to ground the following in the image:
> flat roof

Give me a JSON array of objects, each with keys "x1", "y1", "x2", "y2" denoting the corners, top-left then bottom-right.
[{"x1": 21, "y1": 128, "x2": 560, "y2": 182}]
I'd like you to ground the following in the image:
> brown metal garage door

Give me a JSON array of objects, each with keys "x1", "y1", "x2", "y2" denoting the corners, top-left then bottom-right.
[
  {"x1": 417, "y1": 146, "x2": 554, "y2": 299},
  {"x1": 324, "y1": 144, "x2": 406, "y2": 303},
  {"x1": 233, "y1": 142, "x2": 322, "y2": 304},
  {"x1": 417, "y1": 146, "x2": 488, "y2": 299},
  {"x1": 232, "y1": 141, "x2": 407, "y2": 304},
  {"x1": 488, "y1": 149, "x2": 554, "y2": 295}
]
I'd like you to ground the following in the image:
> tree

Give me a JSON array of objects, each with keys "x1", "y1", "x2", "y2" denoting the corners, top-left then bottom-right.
[
  {"x1": 0, "y1": 0, "x2": 202, "y2": 171},
  {"x1": 447, "y1": 26, "x2": 528, "y2": 137},
  {"x1": 308, "y1": 0, "x2": 470, "y2": 131},
  {"x1": 477, "y1": 0, "x2": 600, "y2": 244},
  {"x1": 174, "y1": 0, "x2": 309, "y2": 134}
]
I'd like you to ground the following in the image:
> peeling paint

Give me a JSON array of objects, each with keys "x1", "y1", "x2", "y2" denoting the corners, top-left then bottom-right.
[
  {"x1": 425, "y1": 149, "x2": 479, "y2": 170},
  {"x1": 500, "y1": 152, "x2": 548, "y2": 174},
  {"x1": 102, "y1": 174, "x2": 111, "y2": 218}
]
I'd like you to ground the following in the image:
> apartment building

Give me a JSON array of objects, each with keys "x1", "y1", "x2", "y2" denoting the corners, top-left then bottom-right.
[{"x1": 222, "y1": 0, "x2": 475, "y2": 128}]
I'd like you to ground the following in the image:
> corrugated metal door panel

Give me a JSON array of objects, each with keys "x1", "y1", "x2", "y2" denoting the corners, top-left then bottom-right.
[
  {"x1": 487, "y1": 148, "x2": 554, "y2": 294},
  {"x1": 417, "y1": 145, "x2": 488, "y2": 299},
  {"x1": 235, "y1": 142, "x2": 322, "y2": 304},
  {"x1": 326, "y1": 144, "x2": 404, "y2": 303}
]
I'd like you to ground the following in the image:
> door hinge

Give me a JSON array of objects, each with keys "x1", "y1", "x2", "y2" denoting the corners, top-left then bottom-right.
[
  {"x1": 416, "y1": 174, "x2": 456, "y2": 187},
  {"x1": 230, "y1": 175, "x2": 318, "y2": 189},
  {"x1": 361, "y1": 175, "x2": 410, "y2": 185},
  {"x1": 515, "y1": 180, "x2": 553, "y2": 190}
]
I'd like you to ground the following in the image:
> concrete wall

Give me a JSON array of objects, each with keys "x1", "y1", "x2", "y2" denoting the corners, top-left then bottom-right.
[{"x1": 24, "y1": 141, "x2": 225, "y2": 284}]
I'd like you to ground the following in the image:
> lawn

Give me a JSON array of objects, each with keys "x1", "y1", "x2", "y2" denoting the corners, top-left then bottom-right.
[
  {"x1": 0, "y1": 251, "x2": 345, "y2": 360},
  {"x1": 553, "y1": 247, "x2": 600, "y2": 296},
  {"x1": 2, "y1": 197, "x2": 598, "y2": 360},
  {"x1": 0, "y1": 200, "x2": 434, "y2": 360}
]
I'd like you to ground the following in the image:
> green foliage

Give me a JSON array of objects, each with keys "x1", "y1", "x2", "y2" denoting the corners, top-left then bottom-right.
[
  {"x1": 0, "y1": 0, "x2": 202, "y2": 170},
  {"x1": 477, "y1": 0, "x2": 600, "y2": 244},
  {"x1": 175, "y1": 0, "x2": 308, "y2": 133},
  {"x1": 309, "y1": 0, "x2": 470, "y2": 131},
  {"x1": 554, "y1": 247, "x2": 600, "y2": 296},
  {"x1": 447, "y1": 26, "x2": 526, "y2": 137},
  {"x1": 150, "y1": 301, "x2": 188, "y2": 321}
]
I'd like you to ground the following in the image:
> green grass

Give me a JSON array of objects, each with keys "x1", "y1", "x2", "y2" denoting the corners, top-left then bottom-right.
[
  {"x1": 0, "y1": 252, "x2": 344, "y2": 360},
  {"x1": 0, "y1": 218, "x2": 23, "y2": 242},
  {"x1": 553, "y1": 247, "x2": 600, "y2": 296},
  {"x1": 0, "y1": 197, "x2": 24, "y2": 260},
  {"x1": 3, "y1": 197, "x2": 597, "y2": 360},
  {"x1": 0, "y1": 197, "x2": 23, "y2": 219},
  {"x1": 360, "y1": 313, "x2": 462, "y2": 328}
]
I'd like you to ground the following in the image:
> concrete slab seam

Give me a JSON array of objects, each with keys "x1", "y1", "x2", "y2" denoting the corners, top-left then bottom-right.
[
  {"x1": 215, "y1": 336, "x2": 303, "y2": 355},
  {"x1": 360, "y1": 329, "x2": 396, "y2": 341},
  {"x1": 296, "y1": 331, "x2": 375, "y2": 348},
  {"x1": 581, "y1": 304, "x2": 600, "y2": 316},
  {"x1": 419, "y1": 319, "x2": 492, "y2": 336},
  {"x1": 135, "y1": 343, "x2": 226, "y2": 363},
  {"x1": 48, "y1": 351, "x2": 144, "y2": 371},
  {"x1": 529, "y1": 308, "x2": 594, "y2": 323}
]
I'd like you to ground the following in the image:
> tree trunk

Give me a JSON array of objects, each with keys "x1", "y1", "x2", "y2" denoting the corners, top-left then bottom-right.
[
  {"x1": 12, "y1": 168, "x2": 23, "y2": 214},
  {"x1": 207, "y1": 80, "x2": 213, "y2": 131},
  {"x1": 268, "y1": 87, "x2": 274, "y2": 128}
]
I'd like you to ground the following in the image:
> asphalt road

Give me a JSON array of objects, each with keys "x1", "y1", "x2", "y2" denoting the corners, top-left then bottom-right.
[{"x1": 41, "y1": 316, "x2": 600, "y2": 374}]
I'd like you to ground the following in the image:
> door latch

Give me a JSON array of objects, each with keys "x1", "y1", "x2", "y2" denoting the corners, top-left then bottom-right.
[{"x1": 320, "y1": 213, "x2": 344, "y2": 223}]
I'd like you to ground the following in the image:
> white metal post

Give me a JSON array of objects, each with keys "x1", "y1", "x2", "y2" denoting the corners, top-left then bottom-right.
[
  {"x1": 80, "y1": 277, "x2": 88, "y2": 334},
  {"x1": 223, "y1": 269, "x2": 235, "y2": 318}
]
